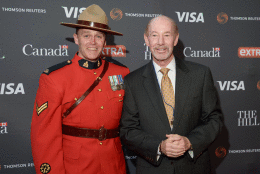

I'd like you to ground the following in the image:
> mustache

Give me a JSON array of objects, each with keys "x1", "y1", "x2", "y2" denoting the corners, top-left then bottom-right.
[{"x1": 154, "y1": 46, "x2": 168, "y2": 50}]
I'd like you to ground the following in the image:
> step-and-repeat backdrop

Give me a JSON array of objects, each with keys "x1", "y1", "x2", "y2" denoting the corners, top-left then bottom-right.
[{"x1": 1, "y1": 0, "x2": 260, "y2": 173}]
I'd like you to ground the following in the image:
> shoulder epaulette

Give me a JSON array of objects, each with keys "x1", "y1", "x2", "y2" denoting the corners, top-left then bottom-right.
[
  {"x1": 102, "y1": 57, "x2": 127, "y2": 67},
  {"x1": 43, "y1": 60, "x2": 72, "y2": 75}
]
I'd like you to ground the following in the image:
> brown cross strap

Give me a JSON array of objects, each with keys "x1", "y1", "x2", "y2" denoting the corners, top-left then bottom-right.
[{"x1": 62, "y1": 60, "x2": 109, "y2": 118}]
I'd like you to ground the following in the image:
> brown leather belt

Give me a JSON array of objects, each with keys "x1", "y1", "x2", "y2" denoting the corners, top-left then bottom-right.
[{"x1": 62, "y1": 124, "x2": 119, "y2": 141}]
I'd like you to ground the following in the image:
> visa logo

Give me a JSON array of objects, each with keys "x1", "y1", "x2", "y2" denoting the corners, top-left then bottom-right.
[
  {"x1": 217, "y1": 81, "x2": 245, "y2": 91},
  {"x1": 175, "y1": 12, "x2": 204, "y2": 23}
]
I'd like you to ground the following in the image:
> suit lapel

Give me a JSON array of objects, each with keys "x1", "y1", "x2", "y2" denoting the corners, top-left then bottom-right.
[
  {"x1": 172, "y1": 57, "x2": 191, "y2": 133},
  {"x1": 142, "y1": 61, "x2": 171, "y2": 133}
]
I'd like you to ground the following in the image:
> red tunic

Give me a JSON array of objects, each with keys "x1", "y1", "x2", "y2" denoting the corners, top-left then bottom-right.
[{"x1": 31, "y1": 53, "x2": 129, "y2": 174}]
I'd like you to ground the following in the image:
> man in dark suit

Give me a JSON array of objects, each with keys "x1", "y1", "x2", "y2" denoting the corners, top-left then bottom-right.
[{"x1": 120, "y1": 15, "x2": 223, "y2": 174}]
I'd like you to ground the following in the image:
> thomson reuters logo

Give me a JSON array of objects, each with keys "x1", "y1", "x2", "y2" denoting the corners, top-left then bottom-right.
[
  {"x1": 238, "y1": 47, "x2": 260, "y2": 58},
  {"x1": 217, "y1": 12, "x2": 228, "y2": 24},
  {"x1": 215, "y1": 146, "x2": 227, "y2": 158},
  {"x1": 101, "y1": 45, "x2": 126, "y2": 57},
  {"x1": 110, "y1": 8, "x2": 123, "y2": 21},
  {"x1": 257, "y1": 81, "x2": 260, "y2": 90}
]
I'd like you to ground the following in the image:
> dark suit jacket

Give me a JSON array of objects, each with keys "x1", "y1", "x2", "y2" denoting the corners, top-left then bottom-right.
[{"x1": 120, "y1": 57, "x2": 223, "y2": 174}]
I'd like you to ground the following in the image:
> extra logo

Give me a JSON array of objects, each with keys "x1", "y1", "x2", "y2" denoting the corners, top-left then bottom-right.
[
  {"x1": 101, "y1": 45, "x2": 126, "y2": 57},
  {"x1": 0, "y1": 83, "x2": 25, "y2": 95},
  {"x1": 217, "y1": 12, "x2": 228, "y2": 24},
  {"x1": 217, "y1": 81, "x2": 245, "y2": 91},
  {"x1": 0, "y1": 122, "x2": 8, "y2": 134},
  {"x1": 22, "y1": 44, "x2": 69, "y2": 56},
  {"x1": 237, "y1": 110, "x2": 259, "y2": 126},
  {"x1": 110, "y1": 8, "x2": 123, "y2": 21},
  {"x1": 184, "y1": 47, "x2": 220, "y2": 58},
  {"x1": 238, "y1": 47, "x2": 260, "y2": 58},
  {"x1": 175, "y1": 12, "x2": 204, "y2": 23}
]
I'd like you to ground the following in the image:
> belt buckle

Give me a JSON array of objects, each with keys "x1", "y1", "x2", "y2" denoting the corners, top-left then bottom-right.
[{"x1": 98, "y1": 126, "x2": 107, "y2": 141}]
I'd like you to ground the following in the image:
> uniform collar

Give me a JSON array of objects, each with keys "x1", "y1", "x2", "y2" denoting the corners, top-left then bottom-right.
[{"x1": 75, "y1": 53, "x2": 103, "y2": 69}]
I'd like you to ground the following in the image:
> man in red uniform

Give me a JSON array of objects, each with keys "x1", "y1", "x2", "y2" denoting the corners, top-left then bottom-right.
[{"x1": 31, "y1": 4, "x2": 129, "y2": 174}]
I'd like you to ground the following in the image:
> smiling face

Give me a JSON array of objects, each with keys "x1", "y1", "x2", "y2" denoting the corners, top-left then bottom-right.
[
  {"x1": 73, "y1": 28, "x2": 106, "y2": 62},
  {"x1": 144, "y1": 16, "x2": 179, "y2": 67}
]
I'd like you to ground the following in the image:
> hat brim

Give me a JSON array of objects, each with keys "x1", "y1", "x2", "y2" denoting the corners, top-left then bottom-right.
[{"x1": 60, "y1": 22, "x2": 123, "y2": 36}]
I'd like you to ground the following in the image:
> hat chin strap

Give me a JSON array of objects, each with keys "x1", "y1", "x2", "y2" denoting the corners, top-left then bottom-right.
[{"x1": 77, "y1": 20, "x2": 110, "y2": 30}]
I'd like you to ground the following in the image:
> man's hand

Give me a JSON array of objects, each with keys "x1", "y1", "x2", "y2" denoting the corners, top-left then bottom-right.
[{"x1": 160, "y1": 134, "x2": 191, "y2": 158}]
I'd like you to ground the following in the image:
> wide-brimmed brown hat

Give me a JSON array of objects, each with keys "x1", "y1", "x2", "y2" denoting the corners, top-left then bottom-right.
[{"x1": 60, "y1": 4, "x2": 122, "y2": 36}]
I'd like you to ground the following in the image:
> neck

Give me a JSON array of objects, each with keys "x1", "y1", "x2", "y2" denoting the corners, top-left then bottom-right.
[
  {"x1": 77, "y1": 52, "x2": 100, "y2": 62},
  {"x1": 153, "y1": 55, "x2": 174, "y2": 68},
  {"x1": 83, "y1": 58, "x2": 99, "y2": 62}
]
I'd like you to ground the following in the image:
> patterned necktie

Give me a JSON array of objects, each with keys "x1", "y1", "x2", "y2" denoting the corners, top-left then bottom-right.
[{"x1": 160, "y1": 68, "x2": 175, "y2": 128}]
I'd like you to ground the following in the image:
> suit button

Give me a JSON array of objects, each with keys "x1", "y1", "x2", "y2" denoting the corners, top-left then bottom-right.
[
  {"x1": 98, "y1": 89, "x2": 102, "y2": 92},
  {"x1": 119, "y1": 100, "x2": 123, "y2": 102},
  {"x1": 100, "y1": 142, "x2": 103, "y2": 145},
  {"x1": 94, "y1": 72, "x2": 97, "y2": 75},
  {"x1": 119, "y1": 94, "x2": 122, "y2": 96},
  {"x1": 74, "y1": 98, "x2": 77, "y2": 101},
  {"x1": 101, "y1": 106, "x2": 104, "y2": 109}
]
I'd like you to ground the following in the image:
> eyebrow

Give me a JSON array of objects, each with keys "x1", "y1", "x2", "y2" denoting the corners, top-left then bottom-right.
[
  {"x1": 81, "y1": 31, "x2": 105, "y2": 36},
  {"x1": 149, "y1": 31, "x2": 172, "y2": 34}
]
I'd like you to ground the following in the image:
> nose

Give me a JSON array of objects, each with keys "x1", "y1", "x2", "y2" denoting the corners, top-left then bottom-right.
[
  {"x1": 158, "y1": 35, "x2": 165, "y2": 45},
  {"x1": 90, "y1": 36, "x2": 96, "y2": 44}
]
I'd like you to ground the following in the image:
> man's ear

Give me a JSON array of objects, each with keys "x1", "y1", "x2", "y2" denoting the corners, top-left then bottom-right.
[
  {"x1": 73, "y1": 33, "x2": 79, "y2": 45},
  {"x1": 144, "y1": 34, "x2": 150, "y2": 47},
  {"x1": 174, "y1": 33, "x2": 179, "y2": 46}
]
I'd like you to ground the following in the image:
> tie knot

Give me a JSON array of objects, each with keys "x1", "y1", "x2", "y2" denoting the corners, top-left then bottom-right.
[{"x1": 160, "y1": 68, "x2": 170, "y2": 76}]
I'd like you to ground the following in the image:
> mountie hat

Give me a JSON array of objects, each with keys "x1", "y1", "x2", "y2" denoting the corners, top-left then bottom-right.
[{"x1": 60, "y1": 4, "x2": 123, "y2": 36}]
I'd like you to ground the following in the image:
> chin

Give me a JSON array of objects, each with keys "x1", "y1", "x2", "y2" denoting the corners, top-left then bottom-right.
[
  {"x1": 154, "y1": 56, "x2": 169, "y2": 61},
  {"x1": 86, "y1": 54, "x2": 100, "y2": 59}
]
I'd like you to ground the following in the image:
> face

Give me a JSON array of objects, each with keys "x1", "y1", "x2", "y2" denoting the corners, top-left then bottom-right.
[
  {"x1": 73, "y1": 29, "x2": 106, "y2": 62},
  {"x1": 144, "y1": 16, "x2": 179, "y2": 66}
]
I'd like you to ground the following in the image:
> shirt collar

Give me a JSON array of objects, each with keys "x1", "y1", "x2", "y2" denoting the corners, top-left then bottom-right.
[{"x1": 153, "y1": 57, "x2": 176, "y2": 74}]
